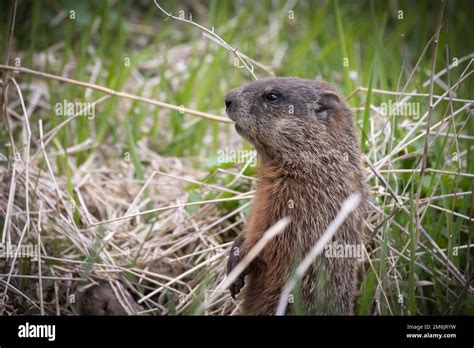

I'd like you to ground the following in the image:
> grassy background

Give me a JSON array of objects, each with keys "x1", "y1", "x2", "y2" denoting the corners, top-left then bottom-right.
[{"x1": 0, "y1": 0, "x2": 473, "y2": 315}]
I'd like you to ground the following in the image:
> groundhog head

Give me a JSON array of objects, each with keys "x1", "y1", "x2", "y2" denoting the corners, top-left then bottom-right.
[{"x1": 225, "y1": 77, "x2": 355, "y2": 163}]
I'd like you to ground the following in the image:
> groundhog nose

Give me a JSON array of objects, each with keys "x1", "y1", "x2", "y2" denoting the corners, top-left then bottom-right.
[
  {"x1": 225, "y1": 90, "x2": 239, "y2": 112},
  {"x1": 225, "y1": 95, "x2": 233, "y2": 111}
]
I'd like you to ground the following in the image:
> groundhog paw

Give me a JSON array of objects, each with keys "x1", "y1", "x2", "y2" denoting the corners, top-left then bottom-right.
[{"x1": 227, "y1": 234, "x2": 246, "y2": 298}]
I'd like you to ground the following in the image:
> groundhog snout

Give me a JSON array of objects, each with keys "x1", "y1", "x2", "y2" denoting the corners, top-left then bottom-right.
[
  {"x1": 224, "y1": 93, "x2": 233, "y2": 110},
  {"x1": 224, "y1": 89, "x2": 243, "y2": 120}
]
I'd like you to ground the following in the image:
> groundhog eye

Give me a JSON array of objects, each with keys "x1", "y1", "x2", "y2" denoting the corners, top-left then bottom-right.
[{"x1": 265, "y1": 92, "x2": 280, "y2": 102}]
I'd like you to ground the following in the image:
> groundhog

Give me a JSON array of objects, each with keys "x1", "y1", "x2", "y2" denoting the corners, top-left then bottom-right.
[{"x1": 225, "y1": 77, "x2": 368, "y2": 315}]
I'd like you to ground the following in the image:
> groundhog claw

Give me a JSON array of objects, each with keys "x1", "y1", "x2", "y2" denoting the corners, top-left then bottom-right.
[{"x1": 227, "y1": 234, "x2": 246, "y2": 298}]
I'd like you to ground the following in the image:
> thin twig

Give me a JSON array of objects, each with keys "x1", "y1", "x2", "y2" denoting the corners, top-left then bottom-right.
[
  {"x1": 415, "y1": 1, "x2": 446, "y2": 244},
  {"x1": 153, "y1": 0, "x2": 258, "y2": 80},
  {"x1": 89, "y1": 195, "x2": 252, "y2": 227},
  {"x1": 201, "y1": 217, "x2": 290, "y2": 313},
  {"x1": 276, "y1": 193, "x2": 362, "y2": 315},
  {"x1": 0, "y1": 64, "x2": 232, "y2": 124}
]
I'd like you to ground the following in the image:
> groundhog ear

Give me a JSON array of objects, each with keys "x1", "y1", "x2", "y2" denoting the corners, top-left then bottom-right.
[{"x1": 313, "y1": 91, "x2": 342, "y2": 118}]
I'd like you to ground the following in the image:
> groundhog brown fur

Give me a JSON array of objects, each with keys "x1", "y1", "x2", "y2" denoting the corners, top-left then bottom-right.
[{"x1": 224, "y1": 77, "x2": 369, "y2": 315}]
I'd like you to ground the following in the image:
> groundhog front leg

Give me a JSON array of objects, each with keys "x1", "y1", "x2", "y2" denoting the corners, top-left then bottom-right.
[{"x1": 226, "y1": 234, "x2": 251, "y2": 299}]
